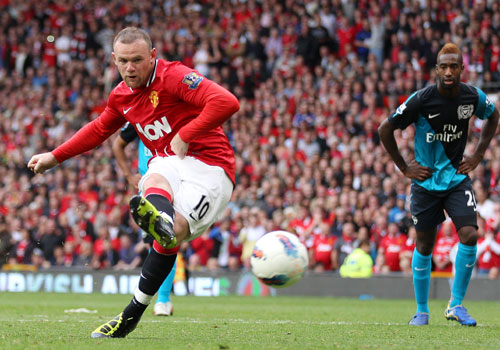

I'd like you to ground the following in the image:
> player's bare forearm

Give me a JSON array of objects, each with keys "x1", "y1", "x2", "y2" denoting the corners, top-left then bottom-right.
[
  {"x1": 473, "y1": 108, "x2": 499, "y2": 158},
  {"x1": 112, "y1": 135, "x2": 140, "y2": 191},
  {"x1": 378, "y1": 119, "x2": 432, "y2": 180},
  {"x1": 378, "y1": 119, "x2": 408, "y2": 172},
  {"x1": 458, "y1": 109, "x2": 499, "y2": 174},
  {"x1": 112, "y1": 135, "x2": 133, "y2": 178}
]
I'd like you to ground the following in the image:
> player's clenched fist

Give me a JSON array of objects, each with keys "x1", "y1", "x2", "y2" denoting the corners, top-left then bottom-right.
[
  {"x1": 170, "y1": 133, "x2": 189, "y2": 159},
  {"x1": 27, "y1": 152, "x2": 59, "y2": 174}
]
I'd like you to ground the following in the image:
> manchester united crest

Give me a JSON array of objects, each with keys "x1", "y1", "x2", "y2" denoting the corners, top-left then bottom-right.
[
  {"x1": 457, "y1": 104, "x2": 473, "y2": 120},
  {"x1": 149, "y1": 90, "x2": 159, "y2": 108}
]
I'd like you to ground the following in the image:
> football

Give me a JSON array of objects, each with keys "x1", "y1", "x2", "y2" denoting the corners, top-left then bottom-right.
[{"x1": 250, "y1": 230, "x2": 309, "y2": 288}]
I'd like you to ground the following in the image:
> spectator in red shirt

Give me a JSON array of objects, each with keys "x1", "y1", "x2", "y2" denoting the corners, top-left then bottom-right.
[
  {"x1": 188, "y1": 229, "x2": 214, "y2": 271},
  {"x1": 336, "y1": 16, "x2": 356, "y2": 58},
  {"x1": 433, "y1": 220, "x2": 459, "y2": 273},
  {"x1": 375, "y1": 222, "x2": 404, "y2": 273},
  {"x1": 188, "y1": 228, "x2": 215, "y2": 271},
  {"x1": 288, "y1": 205, "x2": 312, "y2": 241},
  {"x1": 400, "y1": 226, "x2": 417, "y2": 276},
  {"x1": 310, "y1": 221, "x2": 337, "y2": 272},
  {"x1": 476, "y1": 229, "x2": 500, "y2": 280}
]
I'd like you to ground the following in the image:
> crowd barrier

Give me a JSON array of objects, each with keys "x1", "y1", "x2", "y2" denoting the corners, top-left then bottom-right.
[{"x1": 1, "y1": 268, "x2": 499, "y2": 300}]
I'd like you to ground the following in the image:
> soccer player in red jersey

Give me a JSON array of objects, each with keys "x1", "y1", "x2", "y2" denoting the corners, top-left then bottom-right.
[
  {"x1": 28, "y1": 27, "x2": 239, "y2": 338},
  {"x1": 376, "y1": 222, "x2": 405, "y2": 273},
  {"x1": 433, "y1": 221, "x2": 458, "y2": 273}
]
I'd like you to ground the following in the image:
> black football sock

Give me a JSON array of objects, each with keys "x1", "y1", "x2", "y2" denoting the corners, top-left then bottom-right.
[
  {"x1": 122, "y1": 249, "x2": 177, "y2": 320},
  {"x1": 122, "y1": 296, "x2": 147, "y2": 322},
  {"x1": 146, "y1": 193, "x2": 175, "y2": 220}
]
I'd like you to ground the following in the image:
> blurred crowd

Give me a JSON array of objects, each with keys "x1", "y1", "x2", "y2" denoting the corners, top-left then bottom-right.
[{"x1": 1, "y1": 0, "x2": 500, "y2": 279}]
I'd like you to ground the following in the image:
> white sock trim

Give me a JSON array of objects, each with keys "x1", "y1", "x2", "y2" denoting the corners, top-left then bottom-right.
[{"x1": 135, "y1": 288, "x2": 153, "y2": 305}]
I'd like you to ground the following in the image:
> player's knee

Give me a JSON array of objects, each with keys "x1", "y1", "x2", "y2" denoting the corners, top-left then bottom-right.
[
  {"x1": 457, "y1": 226, "x2": 478, "y2": 245},
  {"x1": 143, "y1": 174, "x2": 173, "y2": 196},
  {"x1": 173, "y1": 213, "x2": 190, "y2": 242},
  {"x1": 415, "y1": 242, "x2": 434, "y2": 256}
]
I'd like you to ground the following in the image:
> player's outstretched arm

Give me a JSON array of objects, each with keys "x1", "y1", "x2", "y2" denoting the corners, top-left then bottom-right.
[
  {"x1": 458, "y1": 108, "x2": 500, "y2": 174},
  {"x1": 27, "y1": 152, "x2": 59, "y2": 174},
  {"x1": 378, "y1": 119, "x2": 432, "y2": 180}
]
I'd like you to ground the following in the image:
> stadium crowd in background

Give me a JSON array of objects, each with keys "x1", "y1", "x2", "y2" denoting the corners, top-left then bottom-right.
[{"x1": 1, "y1": 0, "x2": 500, "y2": 278}]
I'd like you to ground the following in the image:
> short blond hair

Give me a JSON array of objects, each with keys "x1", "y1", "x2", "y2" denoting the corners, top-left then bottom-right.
[{"x1": 113, "y1": 27, "x2": 152, "y2": 51}]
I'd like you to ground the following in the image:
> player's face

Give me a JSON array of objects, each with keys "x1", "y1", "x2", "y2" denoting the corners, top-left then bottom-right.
[
  {"x1": 436, "y1": 53, "x2": 463, "y2": 90},
  {"x1": 112, "y1": 40, "x2": 156, "y2": 89}
]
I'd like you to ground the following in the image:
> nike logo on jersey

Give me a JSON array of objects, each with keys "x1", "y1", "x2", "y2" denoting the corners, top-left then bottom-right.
[
  {"x1": 465, "y1": 263, "x2": 475, "y2": 268},
  {"x1": 123, "y1": 107, "x2": 132, "y2": 114},
  {"x1": 428, "y1": 113, "x2": 440, "y2": 119},
  {"x1": 414, "y1": 267, "x2": 428, "y2": 271}
]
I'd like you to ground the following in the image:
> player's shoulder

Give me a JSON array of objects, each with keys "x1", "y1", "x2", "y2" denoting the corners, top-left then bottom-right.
[
  {"x1": 459, "y1": 82, "x2": 481, "y2": 97},
  {"x1": 157, "y1": 59, "x2": 192, "y2": 77},
  {"x1": 415, "y1": 84, "x2": 438, "y2": 103},
  {"x1": 110, "y1": 81, "x2": 132, "y2": 97},
  {"x1": 157, "y1": 59, "x2": 207, "y2": 90}
]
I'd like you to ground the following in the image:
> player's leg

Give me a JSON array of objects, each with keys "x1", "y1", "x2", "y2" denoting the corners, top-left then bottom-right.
[
  {"x1": 92, "y1": 161, "x2": 190, "y2": 338},
  {"x1": 408, "y1": 184, "x2": 444, "y2": 325},
  {"x1": 91, "y1": 220, "x2": 186, "y2": 337},
  {"x1": 124, "y1": 173, "x2": 188, "y2": 320},
  {"x1": 154, "y1": 260, "x2": 176, "y2": 316},
  {"x1": 444, "y1": 179, "x2": 478, "y2": 326},
  {"x1": 145, "y1": 156, "x2": 231, "y2": 319},
  {"x1": 130, "y1": 176, "x2": 181, "y2": 248},
  {"x1": 91, "y1": 241, "x2": 180, "y2": 338},
  {"x1": 444, "y1": 227, "x2": 477, "y2": 326},
  {"x1": 450, "y1": 226, "x2": 478, "y2": 308},
  {"x1": 91, "y1": 156, "x2": 232, "y2": 338},
  {"x1": 408, "y1": 227, "x2": 437, "y2": 325}
]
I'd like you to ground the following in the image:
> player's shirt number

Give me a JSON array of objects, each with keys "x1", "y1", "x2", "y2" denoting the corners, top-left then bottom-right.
[
  {"x1": 465, "y1": 190, "x2": 477, "y2": 212},
  {"x1": 189, "y1": 195, "x2": 210, "y2": 221}
]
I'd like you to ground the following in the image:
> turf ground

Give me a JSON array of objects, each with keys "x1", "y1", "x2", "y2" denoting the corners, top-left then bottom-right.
[{"x1": 0, "y1": 293, "x2": 499, "y2": 350}]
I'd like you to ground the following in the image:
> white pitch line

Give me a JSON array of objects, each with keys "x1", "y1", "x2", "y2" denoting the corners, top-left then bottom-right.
[{"x1": 2, "y1": 318, "x2": 479, "y2": 327}]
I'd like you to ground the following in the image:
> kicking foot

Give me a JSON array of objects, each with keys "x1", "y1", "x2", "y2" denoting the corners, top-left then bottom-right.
[{"x1": 129, "y1": 195, "x2": 177, "y2": 248}]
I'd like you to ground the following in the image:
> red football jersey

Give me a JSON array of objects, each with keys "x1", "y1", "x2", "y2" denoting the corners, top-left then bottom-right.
[
  {"x1": 312, "y1": 234, "x2": 337, "y2": 270},
  {"x1": 433, "y1": 236, "x2": 458, "y2": 272},
  {"x1": 52, "y1": 60, "x2": 239, "y2": 183},
  {"x1": 380, "y1": 235, "x2": 404, "y2": 272},
  {"x1": 477, "y1": 236, "x2": 500, "y2": 270}
]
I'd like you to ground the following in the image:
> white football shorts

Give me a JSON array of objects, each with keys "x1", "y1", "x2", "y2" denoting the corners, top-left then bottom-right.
[{"x1": 138, "y1": 155, "x2": 233, "y2": 240}]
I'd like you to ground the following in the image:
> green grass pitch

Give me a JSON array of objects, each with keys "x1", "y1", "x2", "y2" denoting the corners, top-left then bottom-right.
[{"x1": 0, "y1": 292, "x2": 499, "y2": 349}]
